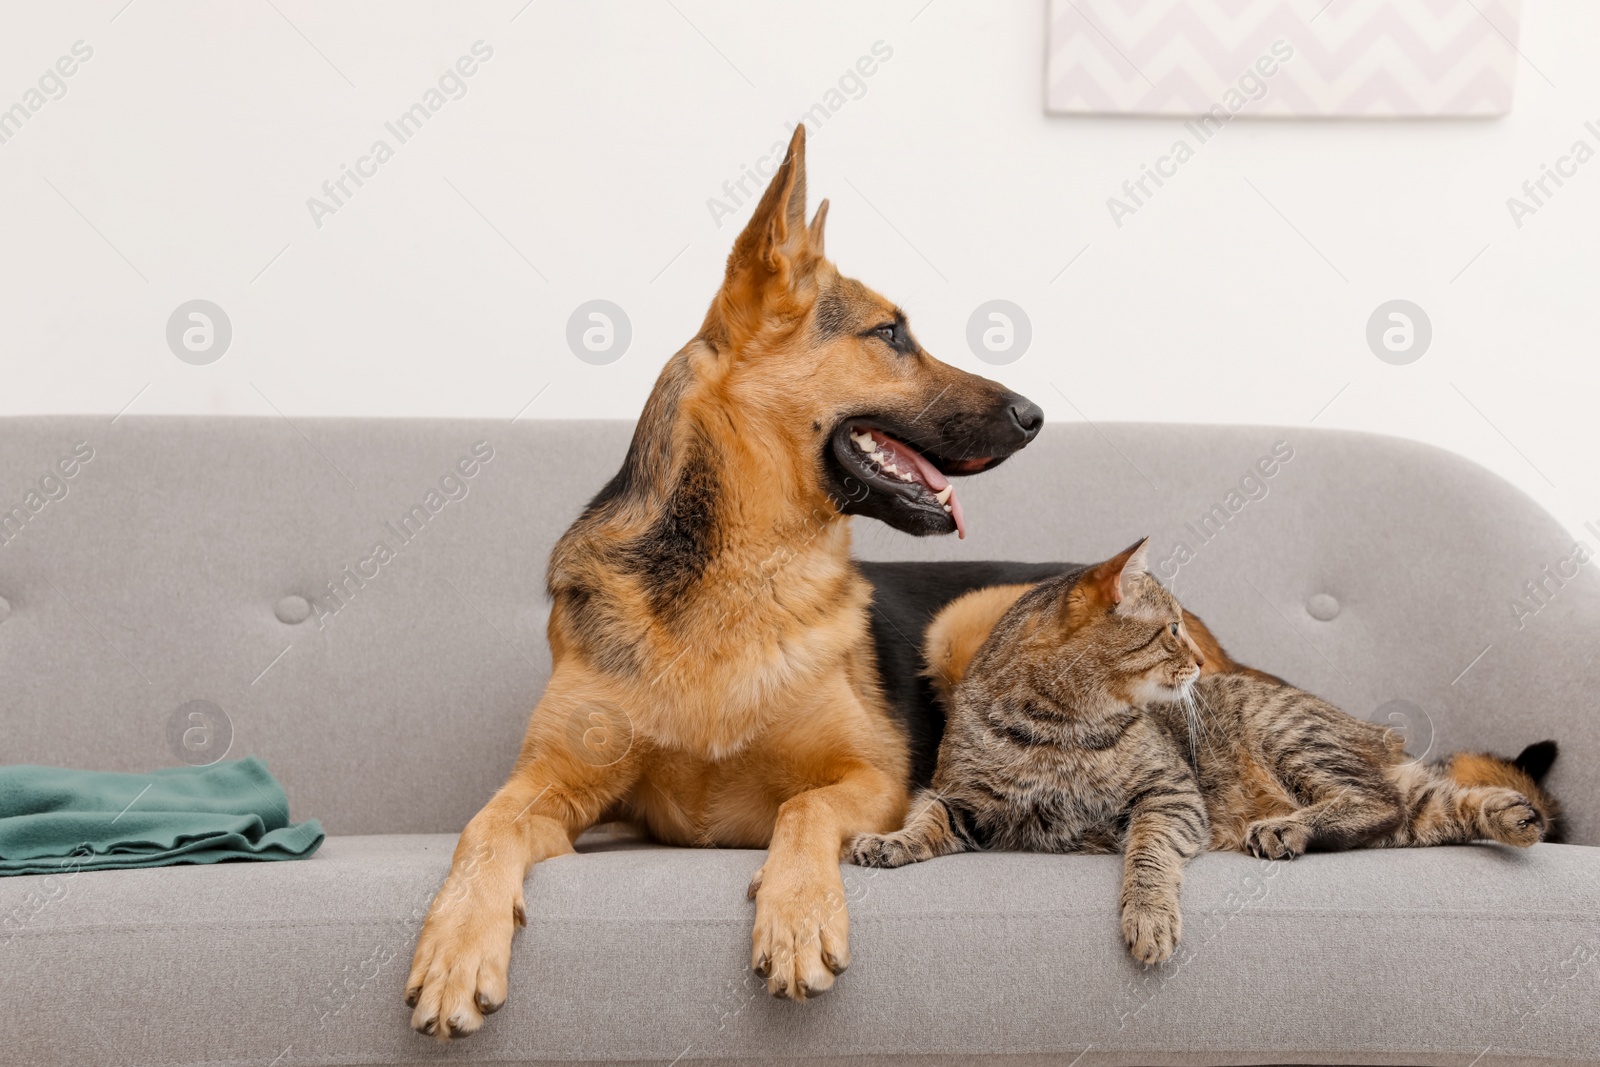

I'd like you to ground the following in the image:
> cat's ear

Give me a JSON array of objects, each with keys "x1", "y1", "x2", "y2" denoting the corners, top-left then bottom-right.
[{"x1": 1085, "y1": 537, "x2": 1151, "y2": 606}]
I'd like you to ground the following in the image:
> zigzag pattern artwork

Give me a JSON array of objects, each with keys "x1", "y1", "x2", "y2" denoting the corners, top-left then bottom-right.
[{"x1": 1046, "y1": 0, "x2": 1524, "y2": 117}]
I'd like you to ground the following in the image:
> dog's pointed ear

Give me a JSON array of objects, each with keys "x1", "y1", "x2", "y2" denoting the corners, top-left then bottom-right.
[
  {"x1": 705, "y1": 126, "x2": 821, "y2": 352},
  {"x1": 1514, "y1": 740, "x2": 1559, "y2": 783},
  {"x1": 807, "y1": 198, "x2": 829, "y2": 257},
  {"x1": 731, "y1": 125, "x2": 810, "y2": 273}
]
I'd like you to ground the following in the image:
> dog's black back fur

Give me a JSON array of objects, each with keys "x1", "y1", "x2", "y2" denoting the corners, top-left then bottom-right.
[{"x1": 858, "y1": 560, "x2": 1078, "y2": 788}]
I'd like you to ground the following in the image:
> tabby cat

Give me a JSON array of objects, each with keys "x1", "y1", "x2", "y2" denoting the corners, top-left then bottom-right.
[{"x1": 847, "y1": 539, "x2": 1562, "y2": 965}]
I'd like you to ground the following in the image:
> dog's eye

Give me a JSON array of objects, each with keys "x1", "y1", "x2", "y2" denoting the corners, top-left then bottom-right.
[{"x1": 873, "y1": 324, "x2": 897, "y2": 345}]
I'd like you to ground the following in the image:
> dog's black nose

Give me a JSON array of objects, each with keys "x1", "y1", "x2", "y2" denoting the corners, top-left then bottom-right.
[{"x1": 1008, "y1": 397, "x2": 1044, "y2": 442}]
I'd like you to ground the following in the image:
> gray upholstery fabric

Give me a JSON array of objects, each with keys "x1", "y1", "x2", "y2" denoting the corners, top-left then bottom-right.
[
  {"x1": 1, "y1": 832, "x2": 1596, "y2": 1067},
  {"x1": 3, "y1": 416, "x2": 1599, "y2": 1065},
  {"x1": 2, "y1": 417, "x2": 1594, "y2": 841}
]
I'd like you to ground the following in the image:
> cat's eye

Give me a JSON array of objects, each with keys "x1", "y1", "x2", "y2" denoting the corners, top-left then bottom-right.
[{"x1": 1169, "y1": 622, "x2": 1180, "y2": 636}]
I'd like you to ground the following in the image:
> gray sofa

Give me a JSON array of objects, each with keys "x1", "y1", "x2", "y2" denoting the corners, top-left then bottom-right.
[{"x1": 2, "y1": 416, "x2": 1596, "y2": 1067}]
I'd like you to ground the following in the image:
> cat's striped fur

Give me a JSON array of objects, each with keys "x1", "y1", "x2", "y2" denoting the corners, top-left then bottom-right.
[{"x1": 848, "y1": 539, "x2": 1561, "y2": 965}]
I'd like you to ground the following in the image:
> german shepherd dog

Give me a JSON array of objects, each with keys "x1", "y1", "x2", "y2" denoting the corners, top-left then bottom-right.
[{"x1": 404, "y1": 125, "x2": 1046, "y2": 1037}]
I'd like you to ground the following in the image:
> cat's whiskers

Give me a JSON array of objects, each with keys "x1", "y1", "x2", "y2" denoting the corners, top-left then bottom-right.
[
  {"x1": 1193, "y1": 684, "x2": 1220, "y2": 745},
  {"x1": 1179, "y1": 689, "x2": 1201, "y2": 768},
  {"x1": 1178, "y1": 680, "x2": 1219, "y2": 769}
]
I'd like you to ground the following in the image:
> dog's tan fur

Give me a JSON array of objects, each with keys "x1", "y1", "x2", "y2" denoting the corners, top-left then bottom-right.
[{"x1": 405, "y1": 126, "x2": 1039, "y2": 1037}]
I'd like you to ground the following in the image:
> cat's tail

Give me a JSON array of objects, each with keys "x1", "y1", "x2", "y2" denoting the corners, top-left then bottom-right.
[{"x1": 847, "y1": 789, "x2": 977, "y2": 869}]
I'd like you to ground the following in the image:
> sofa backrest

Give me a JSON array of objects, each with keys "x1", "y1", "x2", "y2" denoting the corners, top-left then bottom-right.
[{"x1": 2, "y1": 417, "x2": 1594, "y2": 843}]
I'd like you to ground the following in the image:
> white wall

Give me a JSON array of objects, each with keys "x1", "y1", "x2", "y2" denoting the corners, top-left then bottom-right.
[{"x1": 3, "y1": 1, "x2": 1597, "y2": 540}]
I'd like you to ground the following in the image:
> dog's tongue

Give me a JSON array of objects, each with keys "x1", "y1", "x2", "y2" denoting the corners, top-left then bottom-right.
[{"x1": 869, "y1": 430, "x2": 967, "y2": 540}]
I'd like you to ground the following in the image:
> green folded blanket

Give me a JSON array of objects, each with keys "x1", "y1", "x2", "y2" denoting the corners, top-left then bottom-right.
[{"x1": 0, "y1": 757, "x2": 324, "y2": 876}]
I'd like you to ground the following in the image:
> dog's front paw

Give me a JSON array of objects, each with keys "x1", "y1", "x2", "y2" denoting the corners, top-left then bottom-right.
[
  {"x1": 405, "y1": 869, "x2": 524, "y2": 1040},
  {"x1": 1484, "y1": 790, "x2": 1545, "y2": 847},
  {"x1": 1121, "y1": 896, "x2": 1181, "y2": 966},
  {"x1": 749, "y1": 860, "x2": 850, "y2": 1001},
  {"x1": 1245, "y1": 815, "x2": 1311, "y2": 860}
]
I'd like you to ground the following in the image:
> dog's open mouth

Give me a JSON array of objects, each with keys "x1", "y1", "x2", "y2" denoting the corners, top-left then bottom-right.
[{"x1": 831, "y1": 423, "x2": 989, "y2": 539}]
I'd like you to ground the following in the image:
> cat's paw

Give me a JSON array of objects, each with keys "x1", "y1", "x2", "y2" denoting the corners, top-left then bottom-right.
[
  {"x1": 1245, "y1": 815, "x2": 1311, "y2": 860},
  {"x1": 846, "y1": 832, "x2": 915, "y2": 869},
  {"x1": 1484, "y1": 790, "x2": 1544, "y2": 847},
  {"x1": 1121, "y1": 898, "x2": 1181, "y2": 965}
]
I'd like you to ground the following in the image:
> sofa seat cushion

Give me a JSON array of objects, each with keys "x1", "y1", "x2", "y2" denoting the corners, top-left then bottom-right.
[{"x1": 3, "y1": 832, "x2": 1597, "y2": 1067}]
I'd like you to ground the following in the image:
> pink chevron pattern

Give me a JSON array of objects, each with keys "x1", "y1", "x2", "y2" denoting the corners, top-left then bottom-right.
[{"x1": 1046, "y1": 0, "x2": 1522, "y2": 117}]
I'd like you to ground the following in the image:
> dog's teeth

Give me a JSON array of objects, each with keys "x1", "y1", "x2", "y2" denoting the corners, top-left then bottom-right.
[
  {"x1": 851, "y1": 431, "x2": 875, "y2": 452},
  {"x1": 897, "y1": 470, "x2": 913, "y2": 482},
  {"x1": 935, "y1": 487, "x2": 952, "y2": 505},
  {"x1": 943, "y1": 504, "x2": 953, "y2": 513}
]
